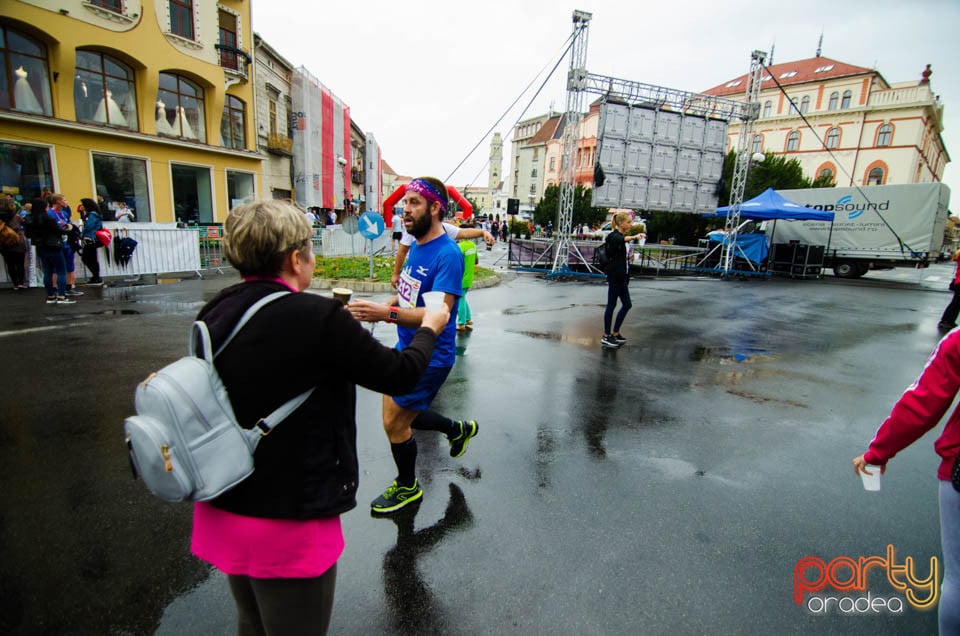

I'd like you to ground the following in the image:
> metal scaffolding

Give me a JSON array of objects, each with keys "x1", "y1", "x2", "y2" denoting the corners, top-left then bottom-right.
[{"x1": 546, "y1": 10, "x2": 763, "y2": 278}]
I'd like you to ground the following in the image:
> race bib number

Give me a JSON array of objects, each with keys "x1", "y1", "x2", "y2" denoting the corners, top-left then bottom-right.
[{"x1": 397, "y1": 270, "x2": 421, "y2": 308}]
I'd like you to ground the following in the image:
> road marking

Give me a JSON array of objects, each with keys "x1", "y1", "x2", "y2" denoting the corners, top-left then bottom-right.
[{"x1": 0, "y1": 322, "x2": 92, "y2": 338}]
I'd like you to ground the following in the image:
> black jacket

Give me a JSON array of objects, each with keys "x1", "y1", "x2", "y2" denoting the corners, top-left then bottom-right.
[
  {"x1": 27, "y1": 210, "x2": 69, "y2": 249},
  {"x1": 198, "y1": 281, "x2": 436, "y2": 519},
  {"x1": 605, "y1": 229, "x2": 630, "y2": 282}
]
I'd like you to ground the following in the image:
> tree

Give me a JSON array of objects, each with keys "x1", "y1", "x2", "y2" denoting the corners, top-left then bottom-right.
[
  {"x1": 718, "y1": 149, "x2": 831, "y2": 206},
  {"x1": 533, "y1": 184, "x2": 607, "y2": 230}
]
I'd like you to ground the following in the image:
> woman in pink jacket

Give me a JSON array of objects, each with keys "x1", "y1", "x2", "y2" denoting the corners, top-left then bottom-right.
[{"x1": 853, "y1": 328, "x2": 960, "y2": 632}]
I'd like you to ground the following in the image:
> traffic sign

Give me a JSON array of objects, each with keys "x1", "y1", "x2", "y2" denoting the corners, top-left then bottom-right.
[{"x1": 359, "y1": 211, "x2": 385, "y2": 240}]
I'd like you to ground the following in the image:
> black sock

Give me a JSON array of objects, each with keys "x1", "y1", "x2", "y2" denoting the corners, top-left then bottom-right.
[
  {"x1": 411, "y1": 409, "x2": 457, "y2": 438},
  {"x1": 390, "y1": 437, "x2": 418, "y2": 487}
]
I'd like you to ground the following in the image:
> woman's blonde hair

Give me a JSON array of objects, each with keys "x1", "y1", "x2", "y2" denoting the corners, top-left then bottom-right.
[
  {"x1": 613, "y1": 211, "x2": 632, "y2": 227},
  {"x1": 222, "y1": 200, "x2": 313, "y2": 276}
]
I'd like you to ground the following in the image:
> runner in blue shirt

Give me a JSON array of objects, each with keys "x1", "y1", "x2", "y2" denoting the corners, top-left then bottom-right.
[{"x1": 348, "y1": 177, "x2": 479, "y2": 513}]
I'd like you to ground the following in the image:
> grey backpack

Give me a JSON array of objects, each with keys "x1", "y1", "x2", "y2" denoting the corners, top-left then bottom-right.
[{"x1": 124, "y1": 292, "x2": 313, "y2": 502}]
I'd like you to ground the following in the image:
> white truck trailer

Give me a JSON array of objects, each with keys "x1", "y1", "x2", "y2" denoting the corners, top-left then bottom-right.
[{"x1": 773, "y1": 183, "x2": 951, "y2": 278}]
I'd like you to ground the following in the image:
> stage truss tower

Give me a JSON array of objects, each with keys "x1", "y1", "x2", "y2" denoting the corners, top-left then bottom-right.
[
  {"x1": 552, "y1": 10, "x2": 592, "y2": 274},
  {"x1": 547, "y1": 11, "x2": 764, "y2": 278},
  {"x1": 719, "y1": 50, "x2": 766, "y2": 276}
]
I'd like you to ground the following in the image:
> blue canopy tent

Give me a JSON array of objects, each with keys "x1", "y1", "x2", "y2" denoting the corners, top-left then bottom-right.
[{"x1": 698, "y1": 188, "x2": 835, "y2": 275}]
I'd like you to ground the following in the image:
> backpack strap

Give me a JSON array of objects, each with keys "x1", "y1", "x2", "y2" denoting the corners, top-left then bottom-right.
[
  {"x1": 214, "y1": 290, "x2": 292, "y2": 357},
  {"x1": 204, "y1": 289, "x2": 314, "y2": 444}
]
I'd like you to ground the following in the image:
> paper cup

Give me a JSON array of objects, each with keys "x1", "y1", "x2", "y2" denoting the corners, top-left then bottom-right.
[
  {"x1": 860, "y1": 465, "x2": 881, "y2": 491},
  {"x1": 421, "y1": 291, "x2": 445, "y2": 312},
  {"x1": 332, "y1": 287, "x2": 353, "y2": 305}
]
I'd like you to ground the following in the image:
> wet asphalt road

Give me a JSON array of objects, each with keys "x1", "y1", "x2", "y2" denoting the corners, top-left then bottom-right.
[{"x1": 0, "y1": 247, "x2": 954, "y2": 635}]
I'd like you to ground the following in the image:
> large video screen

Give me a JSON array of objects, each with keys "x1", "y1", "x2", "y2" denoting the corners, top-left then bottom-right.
[{"x1": 592, "y1": 102, "x2": 727, "y2": 213}]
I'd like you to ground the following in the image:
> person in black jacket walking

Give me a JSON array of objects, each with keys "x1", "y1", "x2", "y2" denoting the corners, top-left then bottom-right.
[{"x1": 601, "y1": 212, "x2": 644, "y2": 349}]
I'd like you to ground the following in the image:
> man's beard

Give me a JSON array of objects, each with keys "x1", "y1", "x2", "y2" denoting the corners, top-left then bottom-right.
[{"x1": 407, "y1": 210, "x2": 433, "y2": 239}]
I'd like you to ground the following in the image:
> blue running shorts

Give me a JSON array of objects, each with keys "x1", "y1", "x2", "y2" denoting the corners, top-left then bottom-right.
[{"x1": 392, "y1": 366, "x2": 452, "y2": 411}]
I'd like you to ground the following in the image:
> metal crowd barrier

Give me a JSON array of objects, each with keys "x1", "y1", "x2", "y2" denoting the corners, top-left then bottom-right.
[{"x1": 1, "y1": 222, "x2": 399, "y2": 287}]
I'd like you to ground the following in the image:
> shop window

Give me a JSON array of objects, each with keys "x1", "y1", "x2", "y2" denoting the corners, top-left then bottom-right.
[
  {"x1": 0, "y1": 142, "x2": 53, "y2": 201},
  {"x1": 157, "y1": 72, "x2": 205, "y2": 142},
  {"x1": 877, "y1": 124, "x2": 892, "y2": 147},
  {"x1": 825, "y1": 127, "x2": 840, "y2": 149},
  {"x1": 169, "y1": 0, "x2": 194, "y2": 40},
  {"x1": 220, "y1": 95, "x2": 245, "y2": 149},
  {"x1": 172, "y1": 163, "x2": 213, "y2": 223},
  {"x1": 92, "y1": 153, "x2": 151, "y2": 222},
  {"x1": 74, "y1": 50, "x2": 138, "y2": 130},
  {"x1": 786, "y1": 131, "x2": 799, "y2": 152},
  {"x1": 227, "y1": 170, "x2": 255, "y2": 208},
  {"x1": 0, "y1": 25, "x2": 53, "y2": 115}
]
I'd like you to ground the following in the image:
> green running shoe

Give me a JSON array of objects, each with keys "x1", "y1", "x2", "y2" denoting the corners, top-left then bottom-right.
[
  {"x1": 449, "y1": 420, "x2": 479, "y2": 458},
  {"x1": 370, "y1": 480, "x2": 423, "y2": 514}
]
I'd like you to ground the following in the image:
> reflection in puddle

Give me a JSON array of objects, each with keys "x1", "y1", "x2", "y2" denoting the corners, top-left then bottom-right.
[
  {"x1": 691, "y1": 345, "x2": 772, "y2": 364},
  {"x1": 512, "y1": 330, "x2": 596, "y2": 347}
]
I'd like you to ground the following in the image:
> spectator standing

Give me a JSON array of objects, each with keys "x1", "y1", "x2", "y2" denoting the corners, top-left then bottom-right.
[
  {"x1": 49, "y1": 194, "x2": 82, "y2": 297},
  {"x1": 189, "y1": 199, "x2": 448, "y2": 635},
  {"x1": 26, "y1": 197, "x2": 74, "y2": 304},
  {"x1": 78, "y1": 197, "x2": 103, "y2": 285},
  {"x1": 0, "y1": 197, "x2": 27, "y2": 289},
  {"x1": 853, "y1": 328, "x2": 960, "y2": 633}
]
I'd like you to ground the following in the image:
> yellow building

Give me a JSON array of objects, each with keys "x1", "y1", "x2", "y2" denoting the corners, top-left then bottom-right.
[{"x1": 1, "y1": 0, "x2": 260, "y2": 223}]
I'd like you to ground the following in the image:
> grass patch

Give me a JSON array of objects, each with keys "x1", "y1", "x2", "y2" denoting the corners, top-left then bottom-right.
[{"x1": 314, "y1": 256, "x2": 497, "y2": 284}]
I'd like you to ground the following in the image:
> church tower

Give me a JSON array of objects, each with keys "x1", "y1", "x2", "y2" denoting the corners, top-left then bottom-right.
[{"x1": 488, "y1": 132, "x2": 503, "y2": 191}]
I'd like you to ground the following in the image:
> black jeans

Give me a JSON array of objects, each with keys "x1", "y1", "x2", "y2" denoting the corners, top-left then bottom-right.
[
  {"x1": 604, "y1": 278, "x2": 632, "y2": 334},
  {"x1": 80, "y1": 242, "x2": 100, "y2": 281},
  {"x1": 942, "y1": 286, "x2": 960, "y2": 325}
]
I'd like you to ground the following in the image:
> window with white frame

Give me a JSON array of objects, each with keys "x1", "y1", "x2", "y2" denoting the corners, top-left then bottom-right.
[
  {"x1": 825, "y1": 127, "x2": 840, "y2": 149},
  {"x1": 786, "y1": 131, "x2": 799, "y2": 152},
  {"x1": 92, "y1": 153, "x2": 152, "y2": 221},
  {"x1": 800, "y1": 95, "x2": 810, "y2": 114},
  {"x1": 867, "y1": 167, "x2": 884, "y2": 185},
  {"x1": 0, "y1": 141, "x2": 53, "y2": 199},
  {"x1": 841, "y1": 90, "x2": 852, "y2": 109},
  {"x1": 828, "y1": 92, "x2": 839, "y2": 111},
  {"x1": 751, "y1": 134, "x2": 763, "y2": 154},
  {"x1": 877, "y1": 124, "x2": 892, "y2": 147},
  {"x1": 762, "y1": 101, "x2": 771, "y2": 118}
]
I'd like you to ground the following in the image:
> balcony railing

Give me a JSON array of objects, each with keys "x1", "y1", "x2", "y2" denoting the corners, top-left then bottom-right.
[
  {"x1": 266, "y1": 133, "x2": 293, "y2": 155},
  {"x1": 215, "y1": 43, "x2": 252, "y2": 74}
]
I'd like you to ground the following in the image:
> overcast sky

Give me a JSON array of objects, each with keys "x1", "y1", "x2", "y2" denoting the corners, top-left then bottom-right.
[{"x1": 252, "y1": 0, "x2": 960, "y2": 204}]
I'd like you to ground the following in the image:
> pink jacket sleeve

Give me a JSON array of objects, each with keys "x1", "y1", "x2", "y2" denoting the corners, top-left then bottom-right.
[{"x1": 864, "y1": 330, "x2": 960, "y2": 466}]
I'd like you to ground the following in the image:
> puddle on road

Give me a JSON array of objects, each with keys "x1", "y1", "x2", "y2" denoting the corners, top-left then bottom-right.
[
  {"x1": 691, "y1": 345, "x2": 773, "y2": 364},
  {"x1": 511, "y1": 330, "x2": 596, "y2": 346}
]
